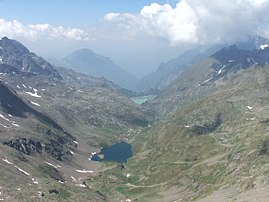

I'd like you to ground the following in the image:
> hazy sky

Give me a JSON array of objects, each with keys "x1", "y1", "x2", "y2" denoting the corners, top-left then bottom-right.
[{"x1": 0, "y1": 0, "x2": 269, "y2": 78}]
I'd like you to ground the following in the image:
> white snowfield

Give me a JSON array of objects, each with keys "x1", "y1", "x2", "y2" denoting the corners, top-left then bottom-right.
[
  {"x1": 0, "y1": 114, "x2": 19, "y2": 128},
  {"x1": 2, "y1": 159, "x2": 12, "y2": 165},
  {"x1": 201, "y1": 65, "x2": 226, "y2": 85},
  {"x1": 260, "y1": 44, "x2": 269, "y2": 50},
  {"x1": 30, "y1": 101, "x2": 40, "y2": 107},
  {"x1": 0, "y1": 114, "x2": 10, "y2": 122},
  {"x1": 75, "y1": 184, "x2": 87, "y2": 188},
  {"x1": 75, "y1": 169, "x2": 93, "y2": 174},
  {"x1": 44, "y1": 161, "x2": 60, "y2": 169},
  {"x1": 25, "y1": 91, "x2": 41, "y2": 98},
  {"x1": 0, "y1": 123, "x2": 8, "y2": 128},
  {"x1": 12, "y1": 123, "x2": 20, "y2": 127},
  {"x1": 13, "y1": 165, "x2": 30, "y2": 176},
  {"x1": 31, "y1": 178, "x2": 38, "y2": 184},
  {"x1": 71, "y1": 176, "x2": 77, "y2": 182}
]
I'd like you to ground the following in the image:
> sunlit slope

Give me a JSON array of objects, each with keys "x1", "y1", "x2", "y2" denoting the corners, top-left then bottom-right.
[{"x1": 93, "y1": 65, "x2": 269, "y2": 201}]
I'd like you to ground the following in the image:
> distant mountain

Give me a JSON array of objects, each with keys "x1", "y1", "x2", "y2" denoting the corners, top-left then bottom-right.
[
  {"x1": 136, "y1": 36, "x2": 269, "y2": 93},
  {"x1": 0, "y1": 37, "x2": 61, "y2": 79},
  {"x1": 52, "y1": 48, "x2": 137, "y2": 89},
  {"x1": 135, "y1": 46, "x2": 222, "y2": 93},
  {"x1": 237, "y1": 35, "x2": 269, "y2": 50}
]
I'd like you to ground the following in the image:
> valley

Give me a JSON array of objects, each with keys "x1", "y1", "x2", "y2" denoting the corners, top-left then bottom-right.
[{"x1": 1, "y1": 35, "x2": 269, "y2": 202}]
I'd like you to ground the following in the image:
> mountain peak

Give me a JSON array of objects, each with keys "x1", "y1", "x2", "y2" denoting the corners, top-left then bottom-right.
[
  {"x1": 0, "y1": 36, "x2": 30, "y2": 55},
  {"x1": 0, "y1": 37, "x2": 61, "y2": 79},
  {"x1": 61, "y1": 48, "x2": 137, "y2": 89}
]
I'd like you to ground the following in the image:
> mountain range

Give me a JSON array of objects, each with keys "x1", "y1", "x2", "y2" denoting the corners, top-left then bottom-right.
[
  {"x1": 1, "y1": 36, "x2": 269, "y2": 201},
  {"x1": 136, "y1": 35, "x2": 269, "y2": 94},
  {"x1": 0, "y1": 37, "x2": 153, "y2": 201}
]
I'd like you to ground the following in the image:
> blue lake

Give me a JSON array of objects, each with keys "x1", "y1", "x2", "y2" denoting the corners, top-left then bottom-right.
[{"x1": 91, "y1": 142, "x2": 133, "y2": 163}]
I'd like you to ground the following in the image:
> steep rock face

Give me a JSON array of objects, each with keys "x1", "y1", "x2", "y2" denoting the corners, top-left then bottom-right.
[{"x1": 0, "y1": 37, "x2": 61, "y2": 79}]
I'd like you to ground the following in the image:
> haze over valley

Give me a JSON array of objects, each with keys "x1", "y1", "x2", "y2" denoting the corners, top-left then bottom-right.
[{"x1": 1, "y1": 0, "x2": 269, "y2": 201}]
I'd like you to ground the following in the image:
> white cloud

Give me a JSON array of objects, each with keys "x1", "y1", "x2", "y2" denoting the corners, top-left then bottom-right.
[
  {"x1": 104, "y1": 0, "x2": 269, "y2": 46},
  {"x1": 0, "y1": 18, "x2": 89, "y2": 41}
]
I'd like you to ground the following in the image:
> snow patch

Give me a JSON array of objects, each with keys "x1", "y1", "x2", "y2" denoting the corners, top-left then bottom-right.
[
  {"x1": 44, "y1": 161, "x2": 59, "y2": 169},
  {"x1": 14, "y1": 165, "x2": 30, "y2": 176},
  {"x1": 217, "y1": 65, "x2": 226, "y2": 76},
  {"x1": 12, "y1": 123, "x2": 20, "y2": 127},
  {"x1": 201, "y1": 77, "x2": 214, "y2": 85},
  {"x1": 41, "y1": 89, "x2": 45, "y2": 91},
  {"x1": 73, "y1": 140, "x2": 78, "y2": 145},
  {"x1": 75, "y1": 169, "x2": 93, "y2": 174},
  {"x1": 247, "y1": 106, "x2": 253, "y2": 110},
  {"x1": 2, "y1": 158, "x2": 13, "y2": 165},
  {"x1": 0, "y1": 58, "x2": 3, "y2": 64},
  {"x1": 30, "y1": 101, "x2": 40, "y2": 107},
  {"x1": 0, "y1": 123, "x2": 8, "y2": 128},
  {"x1": 127, "y1": 174, "x2": 130, "y2": 178},
  {"x1": 260, "y1": 44, "x2": 269, "y2": 50},
  {"x1": 31, "y1": 178, "x2": 38, "y2": 184},
  {"x1": 25, "y1": 91, "x2": 41, "y2": 98},
  {"x1": 17, "y1": 85, "x2": 21, "y2": 89},
  {"x1": 75, "y1": 184, "x2": 87, "y2": 188},
  {"x1": 70, "y1": 150, "x2": 74, "y2": 155},
  {"x1": 22, "y1": 84, "x2": 26, "y2": 88},
  {"x1": 37, "y1": 191, "x2": 43, "y2": 198},
  {"x1": 0, "y1": 114, "x2": 10, "y2": 122},
  {"x1": 71, "y1": 176, "x2": 77, "y2": 182}
]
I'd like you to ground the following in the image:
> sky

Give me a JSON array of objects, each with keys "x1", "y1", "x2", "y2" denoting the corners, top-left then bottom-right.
[{"x1": 0, "y1": 0, "x2": 269, "y2": 78}]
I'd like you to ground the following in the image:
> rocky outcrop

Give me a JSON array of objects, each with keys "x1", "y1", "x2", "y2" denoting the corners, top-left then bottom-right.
[
  {"x1": 3, "y1": 136, "x2": 73, "y2": 161},
  {"x1": 3, "y1": 138, "x2": 42, "y2": 155}
]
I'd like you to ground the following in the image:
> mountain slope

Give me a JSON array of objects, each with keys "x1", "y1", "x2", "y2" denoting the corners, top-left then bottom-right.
[
  {"x1": 135, "y1": 46, "x2": 222, "y2": 93},
  {"x1": 0, "y1": 37, "x2": 61, "y2": 79},
  {"x1": 0, "y1": 38, "x2": 154, "y2": 201},
  {"x1": 57, "y1": 48, "x2": 137, "y2": 89},
  {"x1": 92, "y1": 61, "x2": 269, "y2": 201},
  {"x1": 152, "y1": 45, "x2": 269, "y2": 115}
]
